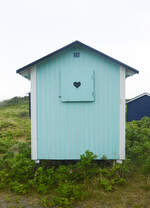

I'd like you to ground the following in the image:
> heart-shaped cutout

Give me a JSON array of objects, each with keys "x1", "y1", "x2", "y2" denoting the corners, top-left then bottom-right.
[{"x1": 73, "y1": 82, "x2": 81, "y2": 88}]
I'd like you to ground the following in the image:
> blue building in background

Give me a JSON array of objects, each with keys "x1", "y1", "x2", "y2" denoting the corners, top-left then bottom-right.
[
  {"x1": 127, "y1": 93, "x2": 150, "y2": 122},
  {"x1": 16, "y1": 41, "x2": 139, "y2": 162}
]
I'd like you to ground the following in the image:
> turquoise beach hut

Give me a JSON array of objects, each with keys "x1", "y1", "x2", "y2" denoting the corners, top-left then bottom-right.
[{"x1": 16, "y1": 41, "x2": 139, "y2": 162}]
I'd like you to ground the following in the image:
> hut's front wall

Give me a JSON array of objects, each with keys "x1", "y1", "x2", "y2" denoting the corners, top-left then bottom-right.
[{"x1": 35, "y1": 46, "x2": 121, "y2": 160}]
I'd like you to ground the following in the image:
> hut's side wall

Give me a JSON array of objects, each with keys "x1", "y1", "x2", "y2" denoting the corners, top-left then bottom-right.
[{"x1": 35, "y1": 46, "x2": 120, "y2": 159}]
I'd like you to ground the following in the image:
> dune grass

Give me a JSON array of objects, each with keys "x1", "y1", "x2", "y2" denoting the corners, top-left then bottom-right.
[{"x1": 0, "y1": 97, "x2": 150, "y2": 207}]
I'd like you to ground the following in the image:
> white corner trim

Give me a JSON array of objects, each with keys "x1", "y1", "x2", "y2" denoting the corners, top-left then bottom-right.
[
  {"x1": 31, "y1": 66, "x2": 37, "y2": 160},
  {"x1": 126, "y1": 92, "x2": 150, "y2": 103},
  {"x1": 120, "y1": 66, "x2": 125, "y2": 160}
]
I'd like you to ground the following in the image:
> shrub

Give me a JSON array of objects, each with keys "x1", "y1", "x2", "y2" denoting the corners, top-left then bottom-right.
[
  {"x1": 18, "y1": 142, "x2": 31, "y2": 158},
  {"x1": 31, "y1": 167, "x2": 56, "y2": 193},
  {"x1": 55, "y1": 165, "x2": 73, "y2": 183},
  {"x1": 9, "y1": 181, "x2": 30, "y2": 194},
  {"x1": 142, "y1": 156, "x2": 150, "y2": 175},
  {"x1": 126, "y1": 117, "x2": 150, "y2": 174},
  {"x1": 99, "y1": 177, "x2": 113, "y2": 191},
  {"x1": 0, "y1": 138, "x2": 15, "y2": 153},
  {"x1": 75, "y1": 150, "x2": 99, "y2": 181},
  {"x1": 40, "y1": 196, "x2": 54, "y2": 207},
  {"x1": 54, "y1": 182, "x2": 88, "y2": 208},
  {"x1": 0, "y1": 169, "x2": 9, "y2": 188},
  {"x1": 98, "y1": 163, "x2": 128, "y2": 192}
]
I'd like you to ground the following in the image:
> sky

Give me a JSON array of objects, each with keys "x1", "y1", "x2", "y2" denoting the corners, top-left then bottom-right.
[{"x1": 0, "y1": 0, "x2": 150, "y2": 101}]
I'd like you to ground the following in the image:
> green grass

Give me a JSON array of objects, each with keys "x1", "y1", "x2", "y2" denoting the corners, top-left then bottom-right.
[
  {"x1": 0, "y1": 97, "x2": 150, "y2": 208},
  {"x1": 0, "y1": 102, "x2": 30, "y2": 154}
]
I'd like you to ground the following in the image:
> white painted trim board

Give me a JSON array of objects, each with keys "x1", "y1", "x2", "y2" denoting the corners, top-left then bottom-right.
[
  {"x1": 120, "y1": 66, "x2": 125, "y2": 160},
  {"x1": 31, "y1": 66, "x2": 37, "y2": 160}
]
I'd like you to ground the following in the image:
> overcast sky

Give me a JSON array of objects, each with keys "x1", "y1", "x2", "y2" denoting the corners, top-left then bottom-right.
[{"x1": 0, "y1": 0, "x2": 150, "y2": 101}]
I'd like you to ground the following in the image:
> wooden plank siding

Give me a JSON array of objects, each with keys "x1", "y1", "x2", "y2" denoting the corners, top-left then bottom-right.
[{"x1": 36, "y1": 46, "x2": 120, "y2": 160}]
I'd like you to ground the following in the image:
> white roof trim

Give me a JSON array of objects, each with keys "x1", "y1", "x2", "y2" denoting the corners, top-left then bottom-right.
[{"x1": 126, "y1": 92, "x2": 150, "y2": 103}]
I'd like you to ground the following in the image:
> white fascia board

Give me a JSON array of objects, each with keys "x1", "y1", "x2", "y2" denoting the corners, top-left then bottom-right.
[
  {"x1": 126, "y1": 92, "x2": 150, "y2": 104},
  {"x1": 120, "y1": 66, "x2": 126, "y2": 160},
  {"x1": 31, "y1": 66, "x2": 37, "y2": 160}
]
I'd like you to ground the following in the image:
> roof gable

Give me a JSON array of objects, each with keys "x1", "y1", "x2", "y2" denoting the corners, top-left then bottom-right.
[
  {"x1": 127, "y1": 93, "x2": 150, "y2": 104},
  {"x1": 16, "y1": 40, "x2": 139, "y2": 76}
]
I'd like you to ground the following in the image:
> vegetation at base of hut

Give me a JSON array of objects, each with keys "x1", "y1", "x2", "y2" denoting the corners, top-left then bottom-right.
[{"x1": 0, "y1": 96, "x2": 150, "y2": 207}]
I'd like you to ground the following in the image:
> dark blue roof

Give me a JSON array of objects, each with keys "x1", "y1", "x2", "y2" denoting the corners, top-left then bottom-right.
[{"x1": 16, "y1": 40, "x2": 139, "y2": 74}]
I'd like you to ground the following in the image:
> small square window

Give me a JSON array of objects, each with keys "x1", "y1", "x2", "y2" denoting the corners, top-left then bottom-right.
[{"x1": 73, "y1": 52, "x2": 80, "y2": 57}]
